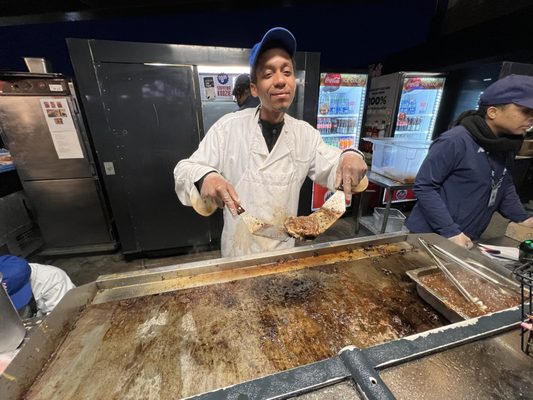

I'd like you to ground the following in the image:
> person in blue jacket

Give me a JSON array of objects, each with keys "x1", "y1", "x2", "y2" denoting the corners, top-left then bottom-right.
[{"x1": 406, "y1": 74, "x2": 533, "y2": 249}]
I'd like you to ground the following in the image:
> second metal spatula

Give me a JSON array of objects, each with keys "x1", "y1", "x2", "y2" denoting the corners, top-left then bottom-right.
[{"x1": 284, "y1": 176, "x2": 369, "y2": 239}]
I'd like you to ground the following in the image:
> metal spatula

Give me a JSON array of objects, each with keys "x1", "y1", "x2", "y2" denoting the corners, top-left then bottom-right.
[{"x1": 237, "y1": 206, "x2": 291, "y2": 242}]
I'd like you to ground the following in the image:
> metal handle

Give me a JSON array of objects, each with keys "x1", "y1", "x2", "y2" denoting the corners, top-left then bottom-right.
[{"x1": 419, "y1": 239, "x2": 485, "y2": 310}]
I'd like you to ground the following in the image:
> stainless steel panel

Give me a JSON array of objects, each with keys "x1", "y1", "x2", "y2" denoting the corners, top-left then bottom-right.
[
  {"x1": 201, "y1": 101, "x2": 238, "y2": 132},
  {"x1": 0, "y1": 282, "x2": 97, "y2": 400},
  {"x1": 0, "y1": 96, "x2": 92, "y2": 180},
  {"x1": 22, "y1": 178, "x2": 112, "y2": 247},
  {"x1": 0, "y1": 277, "x2": 26, "y2": 353},
  {"x1": 23, "y1": 58, "x2": 53, "y2": 74}
]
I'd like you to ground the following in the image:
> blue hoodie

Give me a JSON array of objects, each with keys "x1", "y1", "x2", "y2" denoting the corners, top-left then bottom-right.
[{"x1": 406, "y1": 125, "x2": 528, "y2": 239}]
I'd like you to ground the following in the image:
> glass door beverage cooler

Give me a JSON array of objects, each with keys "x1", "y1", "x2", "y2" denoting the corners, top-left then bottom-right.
[
  {"x1": 360, "y1": 72, "x2": 445, "y2": 205},
  {"x1": 360, "y1": 72, "x2": 445, "y2": 153},
  {"x1": 312, "y1": 73, "x2": 368, "y2": 210}
]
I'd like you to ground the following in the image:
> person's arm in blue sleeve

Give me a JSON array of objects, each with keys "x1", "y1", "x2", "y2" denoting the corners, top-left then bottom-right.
[
  {"x1": 498, "y1": 173, "x2": 529, "y2": 222},
  {"x1": 412, "y1": 137, "x2": 462, "y2": 238}
]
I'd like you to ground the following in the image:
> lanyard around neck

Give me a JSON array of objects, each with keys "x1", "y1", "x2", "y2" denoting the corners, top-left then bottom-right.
[{"x1": 486, "y1": 153, "x2": 506, "y2": 189}]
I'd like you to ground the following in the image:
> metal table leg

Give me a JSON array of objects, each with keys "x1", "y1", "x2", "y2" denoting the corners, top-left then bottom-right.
[
  {"x1": 380, "y1": 188, "x2": 393, "y2": 234},
  {"x1": 354, "y1": 192, "x2": 364, "y2": 234}
]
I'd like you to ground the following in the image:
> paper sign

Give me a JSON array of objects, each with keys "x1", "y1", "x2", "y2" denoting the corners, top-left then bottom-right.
[
  {"x1": 48, "y1": 84, "x2": 64, "y2": 92},
  {"x1": 40, "y1": 98, "x2": 84, "y2": 159},
  {"x1": 199, "y1": 73, "x2": 243, "y2": 102}
]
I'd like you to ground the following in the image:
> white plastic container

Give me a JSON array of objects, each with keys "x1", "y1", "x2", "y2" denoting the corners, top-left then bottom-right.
[
  {"x1": 364, "y1": 138, "x2": 431, "y2": 183},
  {"x1": 373, "y1": 207, "x2": 406, "y2": 233}
]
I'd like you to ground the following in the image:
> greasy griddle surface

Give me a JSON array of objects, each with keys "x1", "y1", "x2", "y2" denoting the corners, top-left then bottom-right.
[{"x1": 26, "y1": 243, "x2": 445, "y2": 400}]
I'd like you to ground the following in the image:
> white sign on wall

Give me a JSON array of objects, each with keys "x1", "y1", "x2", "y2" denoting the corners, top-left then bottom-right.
[{"x1": 40, "y1": 97, "x2": 84, "y2": 159}]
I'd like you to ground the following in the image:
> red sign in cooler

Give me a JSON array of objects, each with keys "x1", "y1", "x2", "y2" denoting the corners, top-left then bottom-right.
[{"x1": 382, "y1": 188, "x2": 417, "y2": 203}]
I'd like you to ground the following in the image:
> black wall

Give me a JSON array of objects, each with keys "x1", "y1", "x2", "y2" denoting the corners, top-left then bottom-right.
[
  {"x1": 0, "y1": 1, "x2": 437, "y2": 75},
  {"x1": 383, "y1": 3, "x2": 533, "y2": 73}
]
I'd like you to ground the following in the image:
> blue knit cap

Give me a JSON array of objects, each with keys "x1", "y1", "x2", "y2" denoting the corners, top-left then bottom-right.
[
  {"x1": 0, "y1": 255, "x2": 32, "y2": 310},
  {"x1": 249, "y1": 27, "x2": 297, "y2": 69},
  {"x1": 479, "y1": 74, "x2": 533, "y2": 109}
]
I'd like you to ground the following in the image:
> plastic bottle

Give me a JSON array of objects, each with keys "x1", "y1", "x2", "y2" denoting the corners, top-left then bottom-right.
[
  {"x1": 378, "y1": 120, "x2": 386, "y2": 137},
  {"x1": 320, "y1": 92, "x2": 330, "y2": 115},
  {"x1": 329, "y1": 93, "x2": 336, "y2": 114},
  {"x1": 348, "y1": 100, "x2": 355, "y2": 114},
  {"x1": 342, "y1": 94, "x2": 349, "y2": 114}
]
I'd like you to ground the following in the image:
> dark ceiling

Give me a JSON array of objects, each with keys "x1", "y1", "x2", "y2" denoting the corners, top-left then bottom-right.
[{"x1": 0, "y1": 0, "x2": 373, "y2": 25}]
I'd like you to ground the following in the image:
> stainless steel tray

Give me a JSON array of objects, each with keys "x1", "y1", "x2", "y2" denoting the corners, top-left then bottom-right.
[{"x1": 406, "y1": 266, "x2": 470, "y2": 323}]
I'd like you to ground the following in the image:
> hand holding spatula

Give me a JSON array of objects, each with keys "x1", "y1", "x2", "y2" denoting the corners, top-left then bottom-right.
[
  {"x1": 190, "y1": 171, "x2": 369, "y2": 242},
  {"x1": 284, "y1": 176, "x2": 369, "y2": 239},
  {"x1": 239, "y1": 176, "x2": 369, "y2": 241}
]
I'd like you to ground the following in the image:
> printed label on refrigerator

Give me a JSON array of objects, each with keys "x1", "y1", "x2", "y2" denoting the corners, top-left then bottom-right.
[
  {"x1": 402, "y1": 77, "x2": 445, "y2": 92},
  {"x1": 40, "y1": 98, "x2": 84, "y2": 159},
  {"x1": 320, "y1": 73, "x2": 367, "y2": 87}
]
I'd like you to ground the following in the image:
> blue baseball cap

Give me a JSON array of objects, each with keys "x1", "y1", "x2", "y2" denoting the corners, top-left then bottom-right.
[
  {"x1": 479, "y1": 74, "x2": 533, "y2": 109},
  {"x1": 249, "y1": 27, "x2": 297, "y2": 70},
  {"x1": 0, "y1": 255, "x2": 32, "y2": 310}
]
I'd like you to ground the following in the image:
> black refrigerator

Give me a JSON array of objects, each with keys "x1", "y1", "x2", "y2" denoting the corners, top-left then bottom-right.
[{"x1": 0, "y1": 72, "x2": 116, "y2": 255}]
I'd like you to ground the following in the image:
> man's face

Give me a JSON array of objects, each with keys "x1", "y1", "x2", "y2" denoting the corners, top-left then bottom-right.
[
  {"x1": 489, "y1": 104, "x2": 533, "y2": 135},
  {"x1": 250, "y1": 48, "x2": 296, "y2": 121}
]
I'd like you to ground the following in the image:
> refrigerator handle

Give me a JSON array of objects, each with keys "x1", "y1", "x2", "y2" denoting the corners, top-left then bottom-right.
[
  {"x1": 67, "y1": 82, "x2": 80, "y2": 115},
  {"x1": 71, "y1": 96, "x2": 80, "y2": 115}
]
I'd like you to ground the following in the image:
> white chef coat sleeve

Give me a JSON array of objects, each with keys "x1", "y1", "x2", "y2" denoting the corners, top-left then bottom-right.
[
  {"x1": 173, "y1": 121, "x2": 225, "y2": 207},
  {"x1": 28, "y1": 263, "x2": 75, "y2": 316},
  {"x1": 305, "y1": 128, "x2": 342, "y2": 190}
]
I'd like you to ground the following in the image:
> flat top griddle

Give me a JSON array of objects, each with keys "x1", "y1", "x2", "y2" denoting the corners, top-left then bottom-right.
[{"x1": 25, "y1": 242, "x2": 447, "y2": 400}]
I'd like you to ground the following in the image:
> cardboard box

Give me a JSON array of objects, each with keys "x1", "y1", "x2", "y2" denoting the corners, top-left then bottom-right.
[
  {"x1": 505, "y1": 222, "x2": 533, "y2": 242},
  {"x1": 518, "y1": 139, "x2": 533, "y2": 157}
]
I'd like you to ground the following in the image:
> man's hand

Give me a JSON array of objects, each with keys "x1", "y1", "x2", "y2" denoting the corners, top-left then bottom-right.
[
  {"x1": 200, "y1": 173, "x2": 240, "y2": 216},
  {"x1": 335, "y1": 152, "x2": 368, "y2": 200},
  {"x1": 448, "y1": 232, "x2": 473, "y2": 249},
  {"x1": 519, "y1": 217, "x2": 533, "y2": 228}
]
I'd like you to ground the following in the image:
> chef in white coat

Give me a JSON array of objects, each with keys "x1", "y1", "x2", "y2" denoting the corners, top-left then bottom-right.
[
  {"x1": 0, "y1": 254, "x2": 75, "y2": 318},
  {"x1": 174, "y1": 27, "x2": 367, "y2": 257}
]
